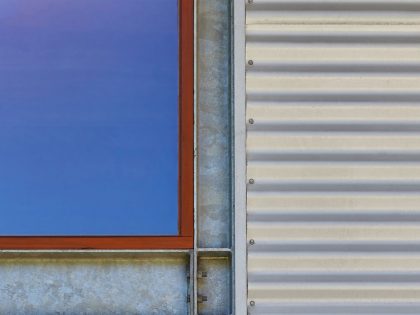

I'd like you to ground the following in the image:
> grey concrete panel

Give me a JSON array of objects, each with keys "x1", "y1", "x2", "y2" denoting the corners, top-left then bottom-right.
[
  {"x1": 0, "y1": 256, "x2": 188, "y2": 315},
  {"x1": 197, "y1": 256, "x2": 231, "y2": 315},
  {"x1": 197, "y1": 0, "x2": 232, "y2": 249}
]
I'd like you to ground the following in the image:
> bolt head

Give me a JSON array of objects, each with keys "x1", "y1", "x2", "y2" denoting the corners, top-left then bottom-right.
[
  {"x1": 248, "y1": 118, "x2": 254, "y2": 124},
  {"x1": 250, "y1": 301, "x2": 256, "y2": 307},
  {"x1": 248, "y1": 60, "x2": 254, "y2": 66},
  {"x1": 249, "y1": 178, "x2": 255, "y2": 184},
  {"x1": 249, "y1": 239, "x2": 255, "y2": 245}
]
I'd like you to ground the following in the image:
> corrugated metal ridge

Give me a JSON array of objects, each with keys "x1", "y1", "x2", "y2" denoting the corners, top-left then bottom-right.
[
  {"x1": 247, "y1": 61, "x2": 420, "y2": 73},
  {"x1": 249, "y1": 0, "x2": 420, "y2": 11},
  {"x1": 250, "y1": 303, "x2": 420, "y2": 315},
  {"x1": 247, "y1": 0, "x2": 420, "y2": 26}
]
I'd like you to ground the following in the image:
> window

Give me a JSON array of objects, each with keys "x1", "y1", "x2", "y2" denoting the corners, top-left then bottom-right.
[{"x1": 0, "y1": 0, "x2": 194, "y2": 249}]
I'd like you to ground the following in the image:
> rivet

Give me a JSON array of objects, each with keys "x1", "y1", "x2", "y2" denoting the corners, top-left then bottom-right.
[
  {"x1": 248, "y1": 118, "x2": 254, "y2": 124},
  {"x1": 249, "y1": 239, "x2": 255, "y2": 245},
  {"x1": 248, "y1": 60, "x2": 254, "y2": 66},
  {"x1": 249, "y1": 178, "x2": 255, "y2": 184},
  {"x1": 250, "y1": 301, "x2": 256, "y2": 307}
]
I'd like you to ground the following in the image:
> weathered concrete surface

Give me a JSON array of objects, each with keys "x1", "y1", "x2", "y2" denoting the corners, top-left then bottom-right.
[
  {"x1": 0, "y1": 256, "x2": 188, "y2": 315},
  {"x1": 197, "y1": 0, "x2": 232, "y2": 249},
  {"x1": 197, "y1": 257, "x2": 231, "y2": 315}
]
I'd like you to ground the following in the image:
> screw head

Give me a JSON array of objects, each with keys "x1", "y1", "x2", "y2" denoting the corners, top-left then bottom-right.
[
  {"x1": 250, "y1": 301, "x2": 256, "y2": 307},
  {"x1": 249, "y1": 178, "x2": 255, "y2": 184},
  {"x1": 248, "y1": 60, "x2": 254, "y2": 66},
  {"x1": 248, "y1": 118, "x2": 254, "y2": 124},
  {"x1": 249, "y1": 239, "x2": 255, "y2": 245}
]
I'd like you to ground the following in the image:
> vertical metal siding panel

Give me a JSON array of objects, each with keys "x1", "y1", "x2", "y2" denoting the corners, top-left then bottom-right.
[{"x1": 246, "y1": 1, "x2": 420, "y2": 314}]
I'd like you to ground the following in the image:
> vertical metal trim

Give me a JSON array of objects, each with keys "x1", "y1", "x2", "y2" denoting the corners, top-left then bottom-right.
[
  {"x1": 193, "y1": 0, "x2": 198, "y2": 313},
  {"x1": 233, "y1": 0, "x2": 247, "y2": 314}
]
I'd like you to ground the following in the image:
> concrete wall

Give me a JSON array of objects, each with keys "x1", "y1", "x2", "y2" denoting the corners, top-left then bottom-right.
[{"x1": 0, "y1": 253, "x2": 188, "y2": 314}]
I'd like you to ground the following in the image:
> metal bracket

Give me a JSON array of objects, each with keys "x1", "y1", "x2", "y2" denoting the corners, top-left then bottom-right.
[{"x1": 197, "y1": 294, "x2": 208, "y2": 304}]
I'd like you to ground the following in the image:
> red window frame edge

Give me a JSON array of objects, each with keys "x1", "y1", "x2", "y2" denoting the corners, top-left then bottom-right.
[{"x1": 0, "y1": 0, "x2": 194, "y2": 250}]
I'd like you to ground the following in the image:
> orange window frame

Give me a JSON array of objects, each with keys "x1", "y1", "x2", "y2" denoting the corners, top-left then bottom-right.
[{"x1": 0, "y1": 0, "x2": 194, "y2": 250}]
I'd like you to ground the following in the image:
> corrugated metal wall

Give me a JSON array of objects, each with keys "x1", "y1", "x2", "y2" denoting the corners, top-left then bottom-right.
[{"x1": 246, "y1": 1, "x2": 420, "y2": 314}]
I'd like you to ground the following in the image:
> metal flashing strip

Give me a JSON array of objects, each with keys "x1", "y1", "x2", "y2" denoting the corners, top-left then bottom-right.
[{"x1": 234, "y1": 0, "x2": 248, "y2": 314}]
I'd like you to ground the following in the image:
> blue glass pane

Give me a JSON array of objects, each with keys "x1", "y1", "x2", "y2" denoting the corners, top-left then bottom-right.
[{"x1": 0, "y1": 0, "x2": 179, "y2": 235}]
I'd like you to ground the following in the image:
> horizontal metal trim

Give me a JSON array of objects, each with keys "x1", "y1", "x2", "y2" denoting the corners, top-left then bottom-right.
[
  {"x1": 248, "y1": 152, "x2": 420, "y2": 162},
  {"x1": 247, "y1": 163, "x2": 420, "y2": 182},
  {"x1": 247, "y1": 181, "x2": 420, "y2": 192},
  {"x1": 249, "y1": 272, "x2": 420, "y2": 283},
  {"x1": 246, "y1": 14, "x2": 420, "y2": 26},
  {"x1": 248, "y1": 252, "x2": 420, "y2": 263},
  {"x1": 247, "y1": 212, "x2": 420, "y2": 223},
  {"x1": 247, "y1": 102, "x2": 420, "y2": 108},
  {"x1": 197, "y1": 248, "x2": 232, "y2": 251},
  {"x1": 249, "y1": 302, "x2": 420, "y2": 314},
  {"x1": 247, "y1": 62, "x2": 420, "y2": 73},
  {"x1": 247, "y1": 1, "x2": 420, "y2": 12},
  {"x1": 0, "y1": 250, "x2": 190, "y2": 260},
  {"x1": 0, "y1": 236, "x2": 194, "y2": 250},
  {"x1": 249, "y1": 241, "x2": 420, "y2": 253},
  {"x1": 247, "y1": 33, "x2": 420, "y2": 44},
  {"x1": 248, "y1": 122, "x2": 420, "y2": 133},
  {"x1": 249, "y1": 0, "x2": 420, "y2": 3},
  {"x1": 246, "y1": 92, "x2": 420, "y2": 103}
]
